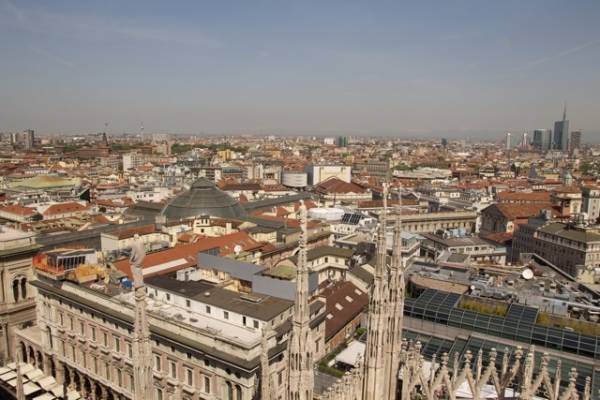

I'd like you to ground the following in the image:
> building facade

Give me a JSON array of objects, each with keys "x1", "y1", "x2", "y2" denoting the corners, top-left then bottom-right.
[
  {"x1": 0, "y1": 227, "x2": 39, "y2": 364},
  {"x1": 513, "y1": 218, "x2": 600, "y2": 277},
  {"x1": 582, "y1": 186, "x2": 600, "y2": 222}
]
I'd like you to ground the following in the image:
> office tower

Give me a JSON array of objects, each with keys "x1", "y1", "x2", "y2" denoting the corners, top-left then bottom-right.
[
  {"x1": 336, "y1": 136, "x2": 348, "y2": 147},
  {"x1": 570, "y1": 130, "x2": 582, "y2": 153},
  {"x1": 553, "y1": 104, "x2": 569, "y2": 151},
  {"x1": 521, "y1": 132, "x2": 529, "y2": 148},
  {"x1": 14, "y1": 130, "x2": 35, "y2": 150},
  {"x1": 505, "y1": 132, "x2": 511, "y2": 151},
  {"x1": 532, "y1": 129, "x2": 552, "y2": 151},
  {"x1": 441, "y1": 138, "x2": 448, "y2": 148}
]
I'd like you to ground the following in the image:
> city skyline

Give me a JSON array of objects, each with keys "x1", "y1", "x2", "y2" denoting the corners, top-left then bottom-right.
[{"x1": 1, "y1": 0, "x2": 600, "y2": 137}]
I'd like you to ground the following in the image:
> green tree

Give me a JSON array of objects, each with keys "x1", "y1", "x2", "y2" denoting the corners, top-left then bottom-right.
[{"x1": 31, "y1": 213, "x2": 43, "y2": 222}]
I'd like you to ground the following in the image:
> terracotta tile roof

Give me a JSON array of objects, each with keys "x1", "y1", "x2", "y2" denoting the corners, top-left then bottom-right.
[
  {"x1": 553, "y1": 185, "x2": 582, "y2": 194},
  {"x1": 113, "y1": 231, "x2": 264, "y2": 279},
  {"x1": 321, "y1": 281, "x2": 368, "y2": 340},
  {"x1": 43, "y1": 202, "x2": 89, "y2": 216},
  {"x1": 497, "y1": 191, "x2": 551, "y2": 203},
  {"x1": 480, "y1": 232, "x2": 514, "y2": 244},
  {"x1": 275, "y1": 207, "x2": 290, "y2": 217},
  {"x1": 0, "y1": 204, "x2": 37, "y2": 216},
  {"x1": 218, "y1": 182, "x2": 262, "y2": 191},
  {"x1": 248, "y1": 212, "x2": 320, "y2": 229},
  {"x1": 484, "y1": 203, "x2": 557, "y2": 220},
  {"x1": 94, "y1": 215, "x2": 112, "y2": 224},
  {"x1": 357, "y1": 199, "x2": 418, "y2": 208},
  {"x1": 109, "y1": 224, "x2": 158, "y2": 240},
  {"x1": 177, "y1": 232, "x2": 196, "y2": 243},
  {"x1": 314, "y1": 177, "x2": 367, "y2": 194},
  {"x1": 292, "y1": 200, "x2": 317, "y2": 212},
  {"x1": 261, "y1": 184, "x2": 288, "y2": 192}
]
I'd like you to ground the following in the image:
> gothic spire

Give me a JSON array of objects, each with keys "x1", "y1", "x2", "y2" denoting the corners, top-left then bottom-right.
[
  {"x1": 362, "y1": 182, "x2": 390, "y2": 400},
  {"x1": 131, "y1": 236, "x2": 153, "y2": 400},
  {"x1": 261, "y1": 326, "x2": 273, "y2": 400},
  {"x1": 386, "y1": 184, "x2": 406, "y2": 399},
  {"x1": 15, "y1": 345, "x2": 24, "y2": 400},
  {"x1": 287, "y1": 201, "x2": 314, "y2": 400},
  {"x1": 375, "y1": 183, "x2": 389, "y2": 274}
]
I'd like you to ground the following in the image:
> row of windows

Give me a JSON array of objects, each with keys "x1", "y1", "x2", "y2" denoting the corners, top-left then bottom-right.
[
  {"x1": 58, "y1": 338, "x2": 133, "y2": 387},
  {"x1": 151, "y1": 355, "x2": 212, "y2": 393},
  {"x1": 156, "y1": 290, "x2": 261, "y2": 329},
  {"x1": 57, "y1": 311, "x2": 134, "y2": 357},
  {"x1": 48, "y1": 297, "x2": 249, "y2": 397}
]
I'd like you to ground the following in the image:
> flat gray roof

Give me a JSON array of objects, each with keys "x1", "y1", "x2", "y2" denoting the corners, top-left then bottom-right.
[{"x1": 146, "y1": 275, "x2": 293, "y2": 321}]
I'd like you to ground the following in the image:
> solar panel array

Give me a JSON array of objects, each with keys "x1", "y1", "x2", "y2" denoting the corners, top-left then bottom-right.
[
  {"x1": 506, "y1": 303, "x2": 539, "y2": 323},
  {"x1": 341, "y1": 213, "x2": 362, "y2": 225}
]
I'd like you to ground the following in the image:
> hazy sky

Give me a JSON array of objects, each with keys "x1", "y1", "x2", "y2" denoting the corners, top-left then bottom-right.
[{"x1": 1, "y1": 0, "x2": 600, "y2": 138}]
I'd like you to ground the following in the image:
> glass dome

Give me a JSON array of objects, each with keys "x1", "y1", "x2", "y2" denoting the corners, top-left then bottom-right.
[{"x1": 161, "y1": 178, "x2": 247, "y2": 220}]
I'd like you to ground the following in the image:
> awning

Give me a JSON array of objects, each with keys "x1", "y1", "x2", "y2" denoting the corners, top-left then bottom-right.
[
  {"x1": 26, "y1": 368, "x2": 45, "y2": 381},
  {"x1": 0, "y1": 371, "x2": 17, "y2": 381},
  {"x1": 38, "y1": 376, "x2": 57, "y2": 390},
  {"x1": 50, "y1": 384, "x2": 65, "y2": 397},
  {"x1": 67, "y1": 390, "x2": 81, "y2": 400},
  {"x1": 34, "y1": 394, "x2": 56, "y2": 400},
  {"x1": 23, "y1": 381, "x2": 42, "y2": 396},
  {"x1": 0, "y1": 366, "x2": 12, "y2": 375},
  {"x1": 334, "y1": 340, "x2": 365, "y2": 367},
  {"x1": 19, "y1": 364, "x2": 35, "y2": 375}
]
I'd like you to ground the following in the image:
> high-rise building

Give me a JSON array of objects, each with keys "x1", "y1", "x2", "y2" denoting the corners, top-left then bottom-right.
[
  {"x1": 521, "y1": 132, "x2": 529, "y2": 148},
  {"x1": 553, "y1": 104, "x2": 569, "y2": 151},
  {"x1": 336, "y1": 136, "x2": 348, "y2": 147},
  {"x1": 532, "y1": 129, "x2": 552, "y2": 151},
  {"x1": 14, "y1": 130, "x2": 35, "y2": 150},
  {"x1": 505, "y1": 132, "x2": 512, "y2": 151},
  {"x1": 570, "y1": 130, "x2": 582, "y2": 153}
]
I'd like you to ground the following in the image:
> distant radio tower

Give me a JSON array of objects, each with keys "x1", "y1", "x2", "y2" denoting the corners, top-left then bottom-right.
[
  {"x1": 506, "y1": 132, "x2": 512, "y2": 164},
  {"x1": 140, "y1": 122, "x2": 144, "y2": 141}
]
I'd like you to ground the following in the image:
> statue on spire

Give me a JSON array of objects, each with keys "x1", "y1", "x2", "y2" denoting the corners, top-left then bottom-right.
[
  {"x1": 131, "y1": 234, "x2": 153, "y2": 400},
  {"x1": 287, "y1": 201, "x2": 314, "y2": 400}
]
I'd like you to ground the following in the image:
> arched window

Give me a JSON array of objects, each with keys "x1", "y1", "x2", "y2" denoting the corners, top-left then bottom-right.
[
  {"x1": 235, "y1": 384, "x2": 242, "y2": 400},
  {"x1": 12, "y1": 279, "x2": 19, "y2": 302},
  {"x1": 20, "y1": 278, "x2": 27, "y2": 299},
  {"x1": 226, "y1": 382, "x2": 233, "y2": 400}
]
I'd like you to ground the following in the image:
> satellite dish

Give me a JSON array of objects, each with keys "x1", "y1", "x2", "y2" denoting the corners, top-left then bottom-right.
[
  {"x1": 234, "y1": 245, "x2": 242, "y2": 255},
  {"x1": 522, "y1": 268, "x2": 534, "y2": 280}
]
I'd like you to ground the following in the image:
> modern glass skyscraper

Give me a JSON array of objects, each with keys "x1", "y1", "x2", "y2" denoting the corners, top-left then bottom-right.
[
  {"x1": 532, "y1": 129, "x2": 552, "y2": 151},
  {"x1": 553, "y1": 104, "x2": 569, "y2": 151},
  {"x1": 570, "y1": 130, "x2": 582, "y2": 152}
]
